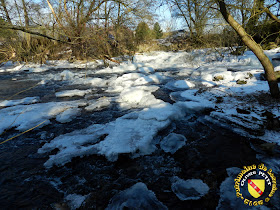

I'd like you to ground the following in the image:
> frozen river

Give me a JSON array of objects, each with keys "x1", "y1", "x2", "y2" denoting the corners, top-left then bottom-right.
[{"x1": 0, "y1": 49, "x2": 280, "y2": 209}]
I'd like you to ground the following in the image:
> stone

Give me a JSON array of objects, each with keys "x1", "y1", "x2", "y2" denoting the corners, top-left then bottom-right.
[
  {"x1": 245, "y1": 72, "x2": 253, "y2": 79},
  {"x1": 213, "y1": 75, "x2": 224, "y2": 81},
  {"x1": 236, "y1": 80, "x2": 247, "y2": 84}
]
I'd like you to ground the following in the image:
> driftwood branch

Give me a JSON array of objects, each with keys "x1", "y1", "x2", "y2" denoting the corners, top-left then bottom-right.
[{"x1": 103, "y1": 55, "x2": 120, "y2": 64}]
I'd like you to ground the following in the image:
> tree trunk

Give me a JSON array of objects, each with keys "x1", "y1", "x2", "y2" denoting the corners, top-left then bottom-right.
[
  {"x1": 0, "y1": 0, "x2": 12, "y2": 24},
  {"x1": 117, "y1": 2, "x2": 121, "y2": 27},
  {"x1": 21, "y1": 0, "x2": 29, "y2": 27},
  {"x1": 217, "y1": 0, "x2": 280, "y2": 98}
]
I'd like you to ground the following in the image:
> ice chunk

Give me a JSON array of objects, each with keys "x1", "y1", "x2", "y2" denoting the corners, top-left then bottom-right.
[
  {"x1": 175, "y1": 90, "x2": 214, "y2": 112},
  {"x1": 0, "y1": 101, "x2": 84, "y2": 134},
  {"x1": 86, "y1": 78, "x2": 107, "y2": 87},
  {"x1": 56, "y1": 108, "x2": 81, "y2": 123},
  {"x1": 65, "y1": 194, "x2": 87, "y2": 209},
  {"x1": 139, "y1": 103, "x2": 183, "y2": 121},
  {"x1": 107, "y1": 73, "x2": 145, "y2": 92},
  {"x1": 171, "y1": 177, "x2": 209, "y2": 200},
  {"x1": 93, "y1": 113, "x2": 170, "y2": 161},
  {"x1": 134, "y1": 73, "x2": 166, "y2": 85},
  {"x1": 160, "y1": 133, "x2": 187, "y2": 154},
  {"x1": 55, "y1": 89, "x2": 91, "y2": 97},
  {"x1": 0, "y1": 97, "x2": 39, "y2": 107},
  {"x1": 59, "y1": 70, "x2": 75, "y2": 80},
  {"x1": 114, "y1": 73, "x2": 144, "y2": 87},
  {"x1": 106, "y1": 183, "x2": 167, "y2": 210},
  {"x1": 39, "y1": 102, "x2": 184, "y2": 166},
  {"x1": 94, "y1": 103, "x2": 184, "y2": 161},
  {"x1": 38, "y1": 124, "x2": 106, "y2": 167},
  {"x1": 95, "y1": 62, "x2": 138, "y2": 74},
  {"x1": 174, "y1": 80, "x2": 195, "y2": 89},
  {"x1": 146, "y1": 73, "x2": 166, "y2": 84},
  {"x1": 201, "y1": 81, "x2": 216, "y2": 87},
  {"x1": 85, "y1": 97, "x2": 112, "y2": 111},
  {"x1": 118, "y1": 86, "x2": 161, "y2": 109},
  {"x1": 176, "y1": 100, "x2": 214, "y2": 112}
]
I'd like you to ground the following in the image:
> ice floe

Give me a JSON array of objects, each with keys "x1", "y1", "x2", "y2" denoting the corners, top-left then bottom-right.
[
  {"x1": 55, "y1": 89, "x2": 92, "y2": 98},
  {"x1": 106, "y1": 183, "x2": 167, "y2": 210},
  {"x1": 0, "y1": 97, "x2": 40, "y2": 107},
  {"x1": 171, "y1": 177, "x2": 209, "y2": 200},
  {"x1": 0, "y1": 101, "x2": 85, "y2": 134},
  {"x1": 160, "y1": 133, "x2": 187, "y2": 154}
]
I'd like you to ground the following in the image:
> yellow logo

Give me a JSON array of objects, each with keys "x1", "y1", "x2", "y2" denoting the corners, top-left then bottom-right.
[
  {"x1": 234, "y1": 163, "x2": 277, "y2": 207},
  {"x1": 248, "y1": 179, "x2": 265, "y2": 198}
]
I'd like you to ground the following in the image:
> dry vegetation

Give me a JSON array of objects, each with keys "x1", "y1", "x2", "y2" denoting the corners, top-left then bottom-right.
[{"x1": 0, "y1": 0, "x2": 279, "y2": 65}]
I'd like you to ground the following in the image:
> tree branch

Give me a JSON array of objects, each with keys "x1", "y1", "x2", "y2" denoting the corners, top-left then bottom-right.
[
  {"x1": 262, "y1": 6, "x2": 280, "y2": 24},
  {"x1": 0, "y1": 25, "x2": 73, "y2": 44}
]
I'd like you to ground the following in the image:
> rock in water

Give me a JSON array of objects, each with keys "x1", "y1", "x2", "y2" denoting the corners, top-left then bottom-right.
[
  {"x1": 106, "y1": 182, "x2": 167, "y2": 210},
  {"x1": 236, "y1": 79, "x2": 247, "y2": 84},
  {"x1": 213, "y1": 75, "x2": 224, "y2": 81},
  {"x1": 171, "y1": 177, "x2": 209, "y2": 201},
  {"x1": 160, "y1": 133, "x2": 187, "y2": 154}
]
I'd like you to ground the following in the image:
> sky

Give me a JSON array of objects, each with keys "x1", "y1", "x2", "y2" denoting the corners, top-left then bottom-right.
[{"x1": 155, "y1": 4, "x2": 185, "y2": 32}]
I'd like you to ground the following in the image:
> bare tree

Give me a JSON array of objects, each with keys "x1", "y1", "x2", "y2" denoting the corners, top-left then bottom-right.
[
  {"x1": 216, "y1": 0, "x2": 280, "y2": 98},
  {"x1": 168, "y1": 0, "x2": 215, "y2": 38}
]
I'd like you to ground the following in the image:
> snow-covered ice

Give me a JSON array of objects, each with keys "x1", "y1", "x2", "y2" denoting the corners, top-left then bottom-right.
[
  {"x1": 56, "y1": 108, "x2": 81, "y2": 123},
  {"x1": 35, "y1": 47, "x2": 280, "y2": 167},
  {"x1": 160, "y1": 133, "x2": 187, "y2": 154},
  {"x1": 65, "y1": 193, "x2": 87, "y2": 210},
  {"x1": 117, "y1": 86, "x2": 161, "y2": 109},
  {"x1": 38, "y1": 102, "x2": 184, "y2": 167},
  {"x1": 85, "y1": 97, "x2": 112, "y2": 111},
  {"x1": 106, "y1": 182, "x2": 167, "y2": 210},
  {"x1": 171, "y1": 177, "x2": 209, "y2": 200},
  {"x1": 0, "y1": 97, "x2": 40, "y2": 107},
  {"x1": 55, "y1": 89, "x2": 92, "y2": 98},
  {"x1": 0, "y1": 101, "x2": 85, "y2": 134}
]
